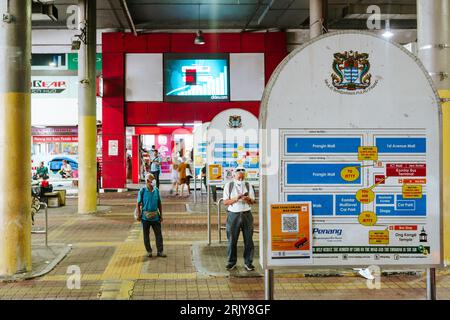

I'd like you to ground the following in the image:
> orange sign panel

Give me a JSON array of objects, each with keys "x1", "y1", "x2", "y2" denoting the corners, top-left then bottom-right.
[{"x1": 270, "y1": 203, "x2": 312, "y2": 260}]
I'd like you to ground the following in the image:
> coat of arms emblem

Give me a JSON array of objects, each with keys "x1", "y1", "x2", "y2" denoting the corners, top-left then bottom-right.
[
  {"x1": 228, "y1": 115, "x2": 242, "y2": 128},
  {"x1": 331, "y1": 51, "x2": 372, "y2": 91}
]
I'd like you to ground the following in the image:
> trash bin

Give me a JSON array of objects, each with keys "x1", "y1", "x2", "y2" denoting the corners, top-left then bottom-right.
[{"x1": 55, "y1": 189, "x2": 66, "y2": 206}]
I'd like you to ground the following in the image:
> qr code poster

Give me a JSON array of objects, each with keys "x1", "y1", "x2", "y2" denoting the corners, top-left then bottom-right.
[
  {"x1": 208, "y1": 164, "x2": 223, "y2": 184},
  {"x1": 270, "y1": 203, "x2": 312, "y2": 261}
]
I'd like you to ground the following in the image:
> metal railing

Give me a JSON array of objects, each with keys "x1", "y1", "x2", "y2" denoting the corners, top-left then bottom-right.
[
  {"x1": 31, "y1": 202, "x2": 48, "y2": 247},
  {"x1": 217, "y1": 198, "x2": 225, "y2": 243}
]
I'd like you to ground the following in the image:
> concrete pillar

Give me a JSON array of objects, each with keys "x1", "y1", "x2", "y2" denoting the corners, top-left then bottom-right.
[
  {"x1": 309, "y1": 0, "x2": 327, "y2": 39},
  {"x1": 417, "y1": 0, "x2": 450, "y2": 266},
  {"x1": 0, "y1": 0, "x2": 32, "y2": 276},
  {"x1": 78, "y1": 0, "x2": 97, "y2": 214}
]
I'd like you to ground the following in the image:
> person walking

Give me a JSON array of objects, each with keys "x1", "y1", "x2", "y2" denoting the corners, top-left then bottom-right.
[
  {"x1": 170, "y1": 162, "x2": 179, "y2": 196},
  {"x1": 177, "y1": 157, "x2": 188, "y2": 196},
  {"x1": 150, "y1": 150, "x2": 161, "y2": 189},
  {"x1": 223, "y1": 166, "x2": 256, "y2": 271},
  {"x1": 136, "y1": 173, "x2": 167, "y2": 258},
  {"x1": 185, "y1": 159, "x2": 193, "y2": 195}
]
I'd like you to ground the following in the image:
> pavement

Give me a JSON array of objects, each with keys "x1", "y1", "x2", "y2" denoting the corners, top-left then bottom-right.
[{"x1": 1, "y1": 184, "x2": 450, "y2": 300}]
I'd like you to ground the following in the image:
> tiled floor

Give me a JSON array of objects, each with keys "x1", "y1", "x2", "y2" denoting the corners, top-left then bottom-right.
[{"x1": 1, "y1": 186, "x2": 450, "y2": 300}]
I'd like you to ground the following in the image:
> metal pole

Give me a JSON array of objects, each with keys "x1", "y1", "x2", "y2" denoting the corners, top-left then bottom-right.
[
  {"x1": 264, "y1": 269, "x2": 274, "y2": 300},
  {"x1": 217, "y1": 198, "x2": 223, "y2": 243},
  {"x1": 426, "y1": 268, "x2": 437, "y2": 300},
  {"x1": 207, "y1": 183, "x2": 211, "y2": 245},
  {"x1": 78, "y1": 0, "x2": 97, "y2": 214},
  {"x1": 417, "y1": 0, "x2": 450, "y2": 267},
  {"x1": 309, "y1": 0, "x2": 326, "y2": 39},
  {"x1": 0, "y1": 0, "x2": 32, "y2": 276},
  {"x1": 44, "y1": 203, "x2": 48, "y2": 247},
  {"x1": 193, "y1": 170, "x2": 196, "y2": 203}
]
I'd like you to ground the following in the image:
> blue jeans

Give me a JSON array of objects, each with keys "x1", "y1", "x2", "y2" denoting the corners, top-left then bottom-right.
[{"x1": 226, "y1": 210, "x2": 254, "y2": 265}]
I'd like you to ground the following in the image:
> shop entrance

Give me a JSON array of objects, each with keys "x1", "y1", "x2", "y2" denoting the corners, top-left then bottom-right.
[{"x1": 126, "y1": 126, "x2": 194, "y2": 184}]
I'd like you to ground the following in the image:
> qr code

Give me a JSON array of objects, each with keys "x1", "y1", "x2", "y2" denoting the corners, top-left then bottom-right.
[{"x1": 282, "y1": 214, "x2": 298, "y2": 233}]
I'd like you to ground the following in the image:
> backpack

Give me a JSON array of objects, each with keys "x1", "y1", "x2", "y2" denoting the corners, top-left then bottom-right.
[{"x1": 227, "y1": 181, "x2": 253, "y2": 199}]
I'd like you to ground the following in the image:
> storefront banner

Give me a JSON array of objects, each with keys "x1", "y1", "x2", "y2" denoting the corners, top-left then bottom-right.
[{"x1": 33, "y1": 136, "x2": 78, "y2": 143}]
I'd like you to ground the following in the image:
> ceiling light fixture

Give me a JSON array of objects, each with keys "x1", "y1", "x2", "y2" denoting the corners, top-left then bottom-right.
[
  {"x1": 194, "y1": 30, "x2": 205, "y2": 45},
  {"x1": 157, "y1": 123, "x2": 183, "y2": 127},
  {"x1": 382, "y1": 19, "x2": 394, "y2": 39},
  {"x1": 194, "y1": 4, "x2": 205, "y2": 45}
]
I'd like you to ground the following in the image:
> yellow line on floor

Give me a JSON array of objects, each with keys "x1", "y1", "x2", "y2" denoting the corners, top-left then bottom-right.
[
  {"x1": 48, "y1": 217, "x2": 79, "y2": 240},
  {"x1": 102, "y1": 242, "x2": 145, "y2": 280}
]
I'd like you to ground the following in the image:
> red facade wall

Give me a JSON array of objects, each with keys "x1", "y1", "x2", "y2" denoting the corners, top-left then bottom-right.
[{"x1": 102, "y1": 32, "x2": 287, "y2": 189}]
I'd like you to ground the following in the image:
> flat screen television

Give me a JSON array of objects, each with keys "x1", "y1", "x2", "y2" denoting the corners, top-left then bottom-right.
[{"x1": 163, "y1": 53, "x2": 230, "y2": 102}]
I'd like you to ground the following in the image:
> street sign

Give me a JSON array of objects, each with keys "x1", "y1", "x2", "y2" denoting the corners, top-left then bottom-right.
[{"x1": 206, "y1": 108, "x2": 259, "y2": 186}]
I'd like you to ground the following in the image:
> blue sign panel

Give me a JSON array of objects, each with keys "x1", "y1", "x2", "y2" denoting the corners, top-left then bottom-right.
[
  {"x1": 376, "y1": 194, "x2": 395, "y2": 205},
  {"x1": 287, "y1": 194, "x2": 333, "y2": 216},
  {"x1": 335, "y1": 195, "x2": 360, "y2": 215},
  {"x1": 286, "y1": 163, "x2": 361, "y2": 185},
  {"x1": 375, "y1": 138, "x2": 426, "y2": 153},
  {"x1": 214, "y1": 143, "x2": 238, "y2": 148},
  {"x1": 376, "y1": 195, "x2": 426, "y2": 216},
  {"x1": 286, "y1": 137, "x2": 361, "y2": 154}
]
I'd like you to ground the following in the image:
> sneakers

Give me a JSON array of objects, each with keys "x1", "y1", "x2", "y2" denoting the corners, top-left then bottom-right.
[
  {"x1": 157, "y1": 252, "x2": 167, "y2": 258},
  {"x1": 147, "y1": 252, "x2": 153, "y2": 257},
  {"x1": 244, "y1": 264, "x2": 255, "y2": 271},
  {"x1": 226, "y1": 263, "x2": 237, "y2": 271}
]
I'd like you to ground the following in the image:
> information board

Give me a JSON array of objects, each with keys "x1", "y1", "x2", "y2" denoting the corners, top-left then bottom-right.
[
  {"x1": 193, "y1": 122, "x2": 210, "y2": 176},
  {"x1": 259, "y1": 32, "x2": 442, "y2": 268},
  {"x1": 206, "y1": 108, "x2": 259, "y2": 186}
]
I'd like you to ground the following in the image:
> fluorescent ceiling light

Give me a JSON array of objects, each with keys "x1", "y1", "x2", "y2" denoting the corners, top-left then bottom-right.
[
  {"x1": 382, "y1": 30, "x2": 394, "y2": 38},
  {"x1": 382, "y1": 19, "x2": 394, "y2": 39},
  {"x1": 157, "y1": 123, "x2": 183, "y2": 127}
]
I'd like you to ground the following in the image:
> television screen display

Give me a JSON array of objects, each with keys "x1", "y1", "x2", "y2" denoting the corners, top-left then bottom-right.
[{"x1": 163, "y1": 53, "x2": 230, "y2": 102}]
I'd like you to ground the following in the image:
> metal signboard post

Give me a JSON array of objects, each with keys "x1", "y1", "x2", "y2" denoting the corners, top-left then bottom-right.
[
  {"x1": 259, "y1": 32, "x2": 443, "y2": 300},
  {"x1": 193, "y1": 122, "x2": 210, "y2": 204},
  {"x1": 205, "y1": 108, "x2": 260, "y2": 244}
]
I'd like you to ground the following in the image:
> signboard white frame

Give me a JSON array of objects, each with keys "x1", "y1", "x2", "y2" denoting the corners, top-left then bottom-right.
[
  {"x1": 259, "y1": 31, "x2": 443, "y2": 269},
  {"x1": 206, "y1": 108, "x2": 260, "y2": 187}
]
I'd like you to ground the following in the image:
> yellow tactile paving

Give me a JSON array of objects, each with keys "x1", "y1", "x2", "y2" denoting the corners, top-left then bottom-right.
[{"x1": 102, "y1": 242, "x2": 145, "y2": 280}]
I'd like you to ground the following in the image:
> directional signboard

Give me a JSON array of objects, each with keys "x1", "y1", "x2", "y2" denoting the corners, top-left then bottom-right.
[
  {"x1": 259, "y1": 32, "x2": 442, "y2": 268},
  {"x1": 207, "y1": 108, "x2": 259, "y2": 186}
]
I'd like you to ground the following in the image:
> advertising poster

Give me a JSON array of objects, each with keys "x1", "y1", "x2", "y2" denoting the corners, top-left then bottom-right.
[
  {"x1": 270, "y1": 203, "x2": 312, "y2": 262},
  {"x1": 208, "y1": 164, "x2": 222, "y2": 184},
  {"x1": 108, "y1": 140, "x2": 118, "y2": 156}
]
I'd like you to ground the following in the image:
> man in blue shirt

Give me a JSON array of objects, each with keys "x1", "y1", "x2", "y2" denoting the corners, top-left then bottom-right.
[
  {"x1": 136, "y1": 173, "x2": 166, "y2": 258},
  {"x1": 150, "y1": 150, "x2": 161, "y2": 189}
]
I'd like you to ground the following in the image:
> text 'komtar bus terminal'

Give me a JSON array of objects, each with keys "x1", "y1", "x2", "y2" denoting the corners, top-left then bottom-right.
[{"x1": 1, "y1": 0, "x2": 450, "y2": 308}]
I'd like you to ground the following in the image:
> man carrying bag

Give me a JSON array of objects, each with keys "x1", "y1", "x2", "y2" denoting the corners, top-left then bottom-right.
[
  {"x1": 135, "y1": 173, "x2": 167, "y2": 258},
  {"x1": 223, "y1": 166, "x2": 256, "y2": 271}
]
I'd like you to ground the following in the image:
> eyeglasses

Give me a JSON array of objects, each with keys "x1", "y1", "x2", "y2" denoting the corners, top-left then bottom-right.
[{"x1": 235, "y1": 169, "x2": 245, "y2": 172}]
